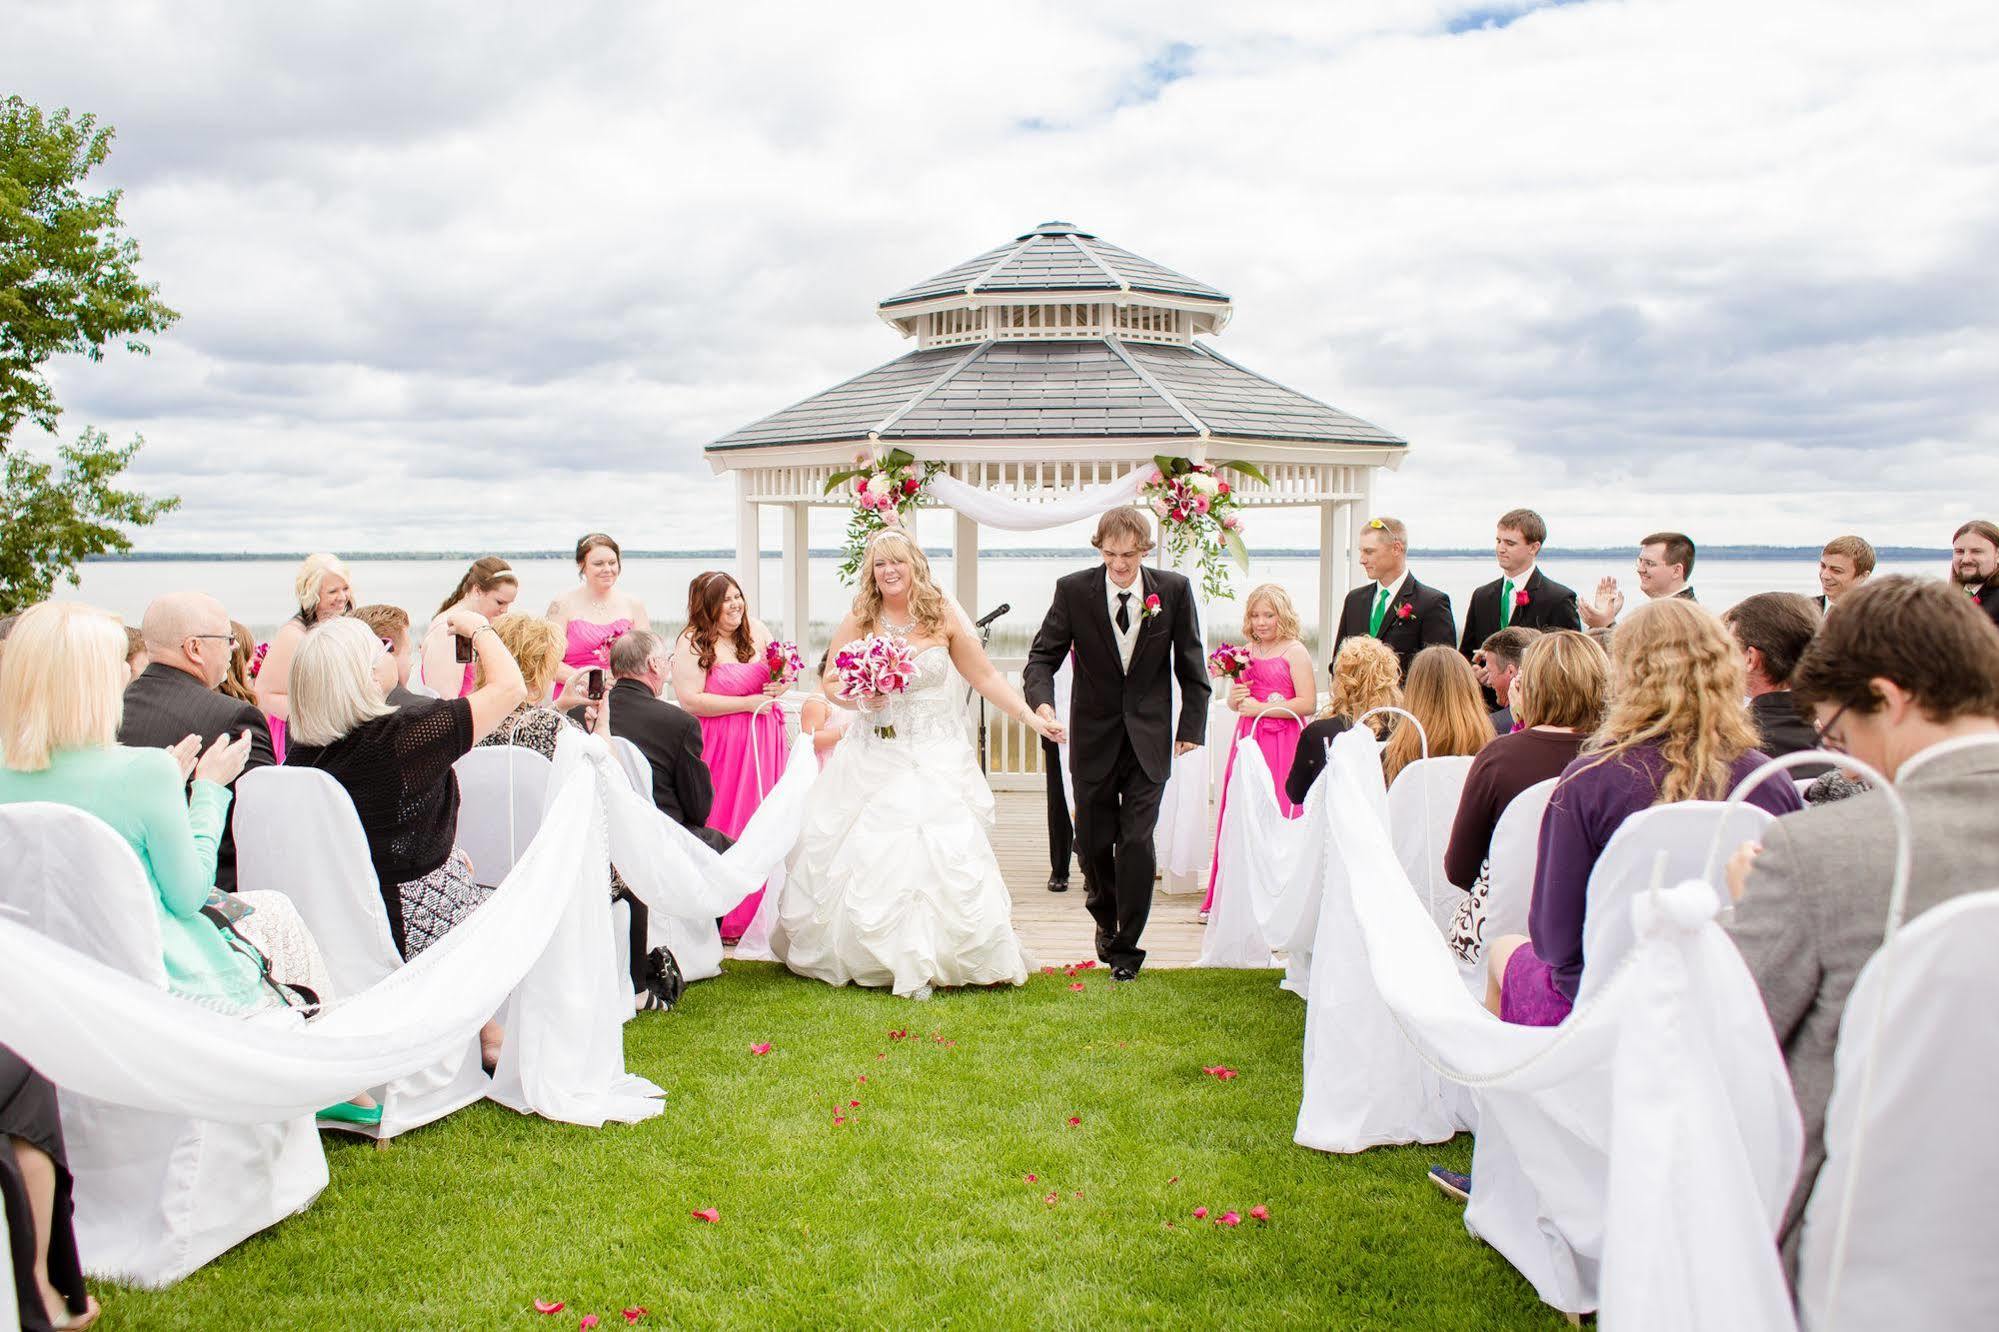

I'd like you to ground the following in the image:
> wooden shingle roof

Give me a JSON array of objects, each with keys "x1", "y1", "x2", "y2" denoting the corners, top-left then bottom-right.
[{"x1": 878, "y1": 221, "x2": 1228, "y2": 309}]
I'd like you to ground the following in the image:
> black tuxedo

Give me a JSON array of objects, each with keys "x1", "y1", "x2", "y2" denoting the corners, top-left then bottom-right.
[
  {"x1": 117, "y1": 662, "x2": 275, "y2": 893},
  {"x1": 605, "y1": 678, "x2": 731, "y2": 853},
  {"x1": 1458, "y1": 567, "x2": 1581, "y2": 661},
  {"x1": 1334, "y1": 573, "x2": 1457, "y2": 679},
  {"x1": 1025, "y1": 565, "x2": 1209, "y2": 971},
  {"x1": 1971, "y1": 584, "x2": 1999, "y2": 633}
]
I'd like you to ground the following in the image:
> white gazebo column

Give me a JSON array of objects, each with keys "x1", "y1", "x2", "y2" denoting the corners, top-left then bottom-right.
[
  {"x1": 778, "y1": 501, "x2": 810, "y2": 649},
  {"x1": 735, "y1": 477, "x2": 759, "y2": 609},
  {"x1": 952, "y1": 509, "x2": 979, "y2": 617},
  {"x1": 1319, "y1": 501, "x2": 1340, "y2": 657},
  {"x1": 1348, "y1": 468, "x2": 1374, "y2": 593}
]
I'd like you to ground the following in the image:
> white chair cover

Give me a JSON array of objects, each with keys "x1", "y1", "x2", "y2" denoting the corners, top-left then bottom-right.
[
  {"x1": 1482, "y1": 777, "x2": 1559, "y2": 947},
  {"x1": 1387, "y1": 756, "x2": 1475, "y2": 937},
  {"x1": 1798, "y1": 889, "x2": 1999, "y2": 1331},
  {"x1": 452, "y1": 746, "x2": 554, "y2": 887},
  {"x1": 0, "y1": 803, "x2": 328, "y2": 1287},
  {"x1": 596, "y1": 737, "x2": 724, "y2": 980},
  {"x1": 234, "y1": 767, "x2": 492, "y2": 1140},
  {"x1": 611, "y1": 737, "x2": 652, "y2": 800},
  {"x1": 1196, "y1": 735, "x2": 1278, "y2": 968}
]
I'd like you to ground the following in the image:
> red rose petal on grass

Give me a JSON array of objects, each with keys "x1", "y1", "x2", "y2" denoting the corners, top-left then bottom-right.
[
  {"x1": 622, "y1": 1310, "x2": 648, "y2": 1326},
  {"x1": 749, "y1": 1042, "x2": 771, "y2": 1055},
  {"x1": 833, "y1": 1116, "x2": 847, "y2": 1125},
  {"x1": 1043, "y1": 1192, "x2": 1058, "y2": 1205},
  {"x1": 888, "y1": 1027, "x2": 908, "y2": 1041},
  {"x1": 1219, "y1": 1211, "x2": 1242, "y2": 1227},
  {"x1": 1191, "y1": 1206, "x2": 1209, "y2": 1219},
  {"x1": 1250, "y1": 1205, "x2": 1270, "y2": 1221},
  {"x1": 1073, "y1": 1190, "x2": 1084, "y2": 1199},
  {"x1": 580, "y1": 1317, "x2": 600, "y2": 1331},
  {"x1": 1025, "y1": 1174, "x2": 1038, "y2": 1183},
  {"x1": 1202, "y1": 1065, "x2": 1240, "y2": 1081},
  {"x1": 1168, "y1": 1176, "x2": 1180, "y2": 1185},
  {"x1": 690, "y1": 1207, "x2": 720, "y2": 1223},
  {"x1": 534, "y1": 1300, "x2": 566, "y2": 1315},
  {"x1": 1080, "y1": 960, "x2": 1098, "y2": 970},
  {"x1": 849, "y1": 1099, "x2": 861, "y2": 1107},
  {"x1": 1067, "y1": 1116, "x2": 1081, "y2": 1127},
  {"x1": 857, "y1": 1075, "x2": 868, "y2": 1083},
  {"x1": 1069, "y1": 982, "x2": 1086, "y2": 991}
]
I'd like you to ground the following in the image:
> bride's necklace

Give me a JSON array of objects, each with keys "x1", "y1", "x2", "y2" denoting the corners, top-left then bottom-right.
[{"x1": 881, "y1": 613, "x2": 916, "y2": 640}]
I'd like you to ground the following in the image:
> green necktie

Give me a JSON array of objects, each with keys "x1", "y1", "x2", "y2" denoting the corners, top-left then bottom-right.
[
  {"x1": 1500, "y1": 578, "x2": 1515, "y2": 629},
  {"x1": 1368, "y1": 584, "x2": 1391, "y2": 636}
]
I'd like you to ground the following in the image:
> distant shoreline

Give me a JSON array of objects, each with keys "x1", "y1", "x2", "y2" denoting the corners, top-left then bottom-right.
[{"x1": 89, "y1": 546, "x2": 1948, "y2": 562}]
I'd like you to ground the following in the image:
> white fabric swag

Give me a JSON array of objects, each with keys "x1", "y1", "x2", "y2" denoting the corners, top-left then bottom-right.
[{"x1": 923, "y1": 466, "x2": 1149, "y2": 531}]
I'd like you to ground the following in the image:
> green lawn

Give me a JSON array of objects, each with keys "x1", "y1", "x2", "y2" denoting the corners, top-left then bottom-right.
[{"x1": 99, "y1": 963, "x2": 1561, "y2": 1330}]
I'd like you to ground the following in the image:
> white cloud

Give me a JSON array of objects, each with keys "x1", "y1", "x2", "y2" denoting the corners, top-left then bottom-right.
[{"x1": 11, "y1": 0, "x2": 1998, "y2": 552}]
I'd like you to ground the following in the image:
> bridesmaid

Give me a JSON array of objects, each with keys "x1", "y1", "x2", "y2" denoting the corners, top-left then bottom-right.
[
  {"x1": 420, "y1": 556, "x2": 519, "y2": 697},
  {"x1": 1202, "y1": 583, "x2": 1317, "y2": 921},
  {"x1": 670, "y1": 571, "x2": 788, "y2": 942},
  {"x1": 254, "y1": 552, "x2": 354, "y2": 761},
  {"x1": 545, "y1": 533, "x2": 649, "y2": 697}
]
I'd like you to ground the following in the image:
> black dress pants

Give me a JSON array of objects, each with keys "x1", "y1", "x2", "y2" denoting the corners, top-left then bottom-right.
[
  {"x1": 1071, "y1": 735, "x2": 1165, "y2": 972},
  {"x1": 1041, "y1": 735, "x2": 1073, "y2": 879}
]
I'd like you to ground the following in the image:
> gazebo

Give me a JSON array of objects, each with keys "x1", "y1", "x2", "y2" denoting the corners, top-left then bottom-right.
[{"x1": 705, "y1": 220, "x2": 1407, "y2": 782}]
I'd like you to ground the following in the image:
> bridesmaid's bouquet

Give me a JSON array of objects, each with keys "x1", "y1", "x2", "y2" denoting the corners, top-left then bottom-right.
[
  {"x1": 1208, "y1": 642, "x2": 1252, "y2": 680},
  {"x1": 764, "y1": 639, "x2": 805, "y2": 686},
  {"x1": 834, "y1": 634, "x2": 918, "y2": 738}
]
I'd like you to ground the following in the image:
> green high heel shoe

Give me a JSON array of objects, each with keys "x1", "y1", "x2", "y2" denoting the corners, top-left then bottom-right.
[{"x1": 316, "y1": 1099, "x2": 384, "y2": 1128}]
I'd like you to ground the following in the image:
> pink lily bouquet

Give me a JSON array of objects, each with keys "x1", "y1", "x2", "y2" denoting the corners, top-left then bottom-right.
[
  {"x1": 1207, "y1": 642, "x2": 1252, "y2": 681},
  {"x1": 764, "y1": 639, "x2": 805, "y2": 686},
  {"x1": 834, "y1": 633, "x2": 918, "y2": 738},
  {"x1": 1142, "y1": 455, "x2": 1269, "y2": 599}
]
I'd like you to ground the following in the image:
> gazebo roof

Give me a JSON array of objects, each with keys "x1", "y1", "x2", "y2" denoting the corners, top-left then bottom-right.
[
  {"x1": 877, "y1": 220, "x2": 1229, "y2": 310},
  {"x1": 708, "y1": 339, "x2": 1405, "y2": 452}
]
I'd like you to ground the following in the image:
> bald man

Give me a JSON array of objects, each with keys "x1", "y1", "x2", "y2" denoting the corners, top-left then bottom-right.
[{"x1": 118, "y1": 592, "x2": 275, "y2": 892}]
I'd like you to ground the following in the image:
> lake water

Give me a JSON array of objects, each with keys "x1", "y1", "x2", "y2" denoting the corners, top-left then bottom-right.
[{"x1": 70, "y1": 553, "x2": 1941, "y2": 658}]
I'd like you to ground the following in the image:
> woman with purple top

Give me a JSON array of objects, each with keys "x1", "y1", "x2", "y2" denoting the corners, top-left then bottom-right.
[{"x1": 1483, "y1": 599, "x2": 1803, "y2": 1025}]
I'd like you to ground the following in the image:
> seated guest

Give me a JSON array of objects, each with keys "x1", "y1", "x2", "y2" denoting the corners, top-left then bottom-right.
[
  {"x1": 355, "y1": 603, "x2": 422, "y2": 706},
  {"x1": 798, "y1": 651, "x2": 854, "y2": 767},
  {"x1": 220, "y1": 620, "x2": 259, "y2": 708},
  {"x1": 1285, "y1": 637, "x2": 1402, "y2": 806},
  {"x1": 1951, "y1": 518, "x2": 1999, "y2": 632},
  {"x1": 1458, "y1": 508, "x2": 1581, "y2": 698},
  {"x1": 1442, "y1": 631, "x2": 1608, "y2": 965},
  {"x1": 254, "y1": 552, "x2": 355, "y2": 761},
  {"x1": 117, "y1": 592, "x2": 276, "y2": 893},
  {"x1": 1816, "y1": 534, "x2": 1874, "y2": 611},
  {"x1": 420, "y1": 557, "x2": 519, "y2": 699},
  {"x1": 1722, "y1": 592, "x2": 1829, "y2": 777},
  {"x1": 607, "y1": 629, "x2": 733, "y2": 854},
  {"x1": 2, "y1": 1044, "x2": 96, "y2": 1331},
  {"x1": 1580, "y1": 531, "x2": 1699, "y2": 627},
  {"x1": 1476, "y1": 626, "x2": 1540, "y2": 734},
  {"x1": 122, "y1": 625, "x2": 149, "y2": 681},
  {"x1": 1381, "y1": 645, "x2": 1492, "y2": 786},
  {"x1": 1485, "y1": 598, "x2": 1801, "y2": 1025},
  {"x1": 1333, "y1": 516, "x2": 1456, "y2": 678},
  {"x1": 1725, "y1": 576, "x2": 1999, "y2": 1282}
]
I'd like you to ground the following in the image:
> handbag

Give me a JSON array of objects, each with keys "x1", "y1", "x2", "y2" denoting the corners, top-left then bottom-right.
[
  {"x1": 200, "y1": 892, "x2": 322, "y2": 1015},
  {"x1": 641, "y1": 946, "x2": 685, "y2": 1012}
]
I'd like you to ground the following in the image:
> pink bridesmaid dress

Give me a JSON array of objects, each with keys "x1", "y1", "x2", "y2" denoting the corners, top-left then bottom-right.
[
  {"x1": 1203, "y1": 653, "x2": 1305, "y2": 913},
  {"x1": 700, "y1": 659, "x2": 789, "y2": 938},
  {"x1": 559, "y1": 617, "x2": 632, "y2": 697}
]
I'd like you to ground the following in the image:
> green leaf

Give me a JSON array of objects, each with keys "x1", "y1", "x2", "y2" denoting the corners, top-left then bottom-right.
[
  {"x1": 884, "y1": 448, "x2": 916, "y2": 470},
  {"x1": 1219, "y1": 460, "x2": 1271, "y2": 486},
  {"x1": 1222, "y1": 526, "x2": 1250, "y2": 572},
  {"x1": 1152, "y1": 454, "x2": 1178, "y2": 481},
  {"x1": 822, "y1": 468, "x2": 861, "y2": 495}
]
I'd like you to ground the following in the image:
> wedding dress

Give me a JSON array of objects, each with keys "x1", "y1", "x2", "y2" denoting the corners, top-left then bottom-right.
[{"x1": 770, "y1": 644, "x2": 1030, "y2": 998}]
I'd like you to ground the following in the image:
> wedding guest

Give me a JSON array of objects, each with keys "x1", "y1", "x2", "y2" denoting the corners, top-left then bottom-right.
[
  {"x1": 117, "y1": 592, "x2": 276, "y2": 893},
  {"x1": 220, "y1": 620, "x2": 259, "y2": 708},
  {"x1": 546, "y1": 533, "x2": 649, "y2": 696},
  {"x1": 1458, "y1": 509, "x2": 1580, "y2": 691},
  {"x1": 670, "y1": 571, "x2": 787, "y2": 941},
  {"x1": 1442, "y1": 631, "x2": 1608, "y2": 966},
  {"x1": 1585, "y1": 626, "x2": 1616, "y2": 654},
  {"x1": 1580, "y1": 532, "x2": 1698, "y2": 628},
  {"x1": 2, "y1": 1045, "x2": 96, "y2": 1331},
  {"x1": 254, "y1": 552, "x2": 354, "y2": 761},
  {"x1": 354, "y1": 604, "x2": 422, "y2": 706},
  {"x1": 1816, "y1": 534, "x2": 1875, "y2": 611},
  {"x1": 1722, "y1": 592, "x2": 1829, "y2": 777},
  {"x1": 1484, "y1": 598, "x2": 1801, "y2": 1024},
  {"x1": 421, "y1": 556, "x2": 518, "y2": 699},
  {"x1": 1381, "y1": 645, "x2": 1492, "y2": 786},
  {"x1": 122, "y1": 625, "x2": 148, "y2": 681},
  {"x1": 1951, "y1": 518, "x2": 1999, "y2": 632},
  {"x1": 610, "y1": 629, "x2": 733, "y2": 854},
  {"x1": 1333, "y1": 516, "x2": 1455, "y2": 678},
  {"x1": 1476, "y1": 626, "x2": 1540, "y2": 735},
  {"x1": 798, "y1": 650, "x2": 855, "y2": 769},
  {"x1": 1724, "y1": 575, "x2": 1999, "y2": 1281},
  {"x1": 1203, "y1": 584, "x2": 1316, "y2": 919},
  {"x1": 1285, "y1": 637, "x2": 1401, "y2": 806}
]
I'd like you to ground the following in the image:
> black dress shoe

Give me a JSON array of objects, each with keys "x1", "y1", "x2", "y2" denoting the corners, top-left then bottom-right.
[
  {"x1": 1111, "y1": 966, "x2": 1138, "y2": 982},
  {"x1": 1047, "y1": 876, "x2": 1069, "y2": 893}
]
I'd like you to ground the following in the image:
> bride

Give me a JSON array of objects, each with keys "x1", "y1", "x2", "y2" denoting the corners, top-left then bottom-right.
[{"x1": 770, "y1": 529, "x2": 1064, "y2": 999}]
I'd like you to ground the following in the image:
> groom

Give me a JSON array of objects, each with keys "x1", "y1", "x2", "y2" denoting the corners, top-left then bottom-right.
[{"x1": 1026, "y1": 508, "x2": 1210, "y2": 981}]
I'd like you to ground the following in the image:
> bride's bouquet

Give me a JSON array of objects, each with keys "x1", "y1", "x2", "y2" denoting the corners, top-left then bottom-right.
[
  {"x1": 834, "y1": 634, "x2": 918, "y2": 738},
  {"x1": 764, "y1": 638, "x2": 805, "y2": 686}
]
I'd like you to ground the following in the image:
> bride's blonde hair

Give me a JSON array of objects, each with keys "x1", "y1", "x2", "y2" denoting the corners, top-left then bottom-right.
[{"x1": 853, "y1": 530, "x2": 950, "y2": 638}]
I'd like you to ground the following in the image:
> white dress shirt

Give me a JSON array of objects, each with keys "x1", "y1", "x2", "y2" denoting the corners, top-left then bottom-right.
[{"x1": 1105, "y1": 573, "x2": 1143, "y2": 672}]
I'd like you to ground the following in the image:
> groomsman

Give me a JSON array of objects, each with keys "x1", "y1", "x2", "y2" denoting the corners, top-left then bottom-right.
[
  {"x1": 1459, "y1": 508, "x2": 1581, "y2": 670},
  {"x1": 1815, "y1": 535, "x2": 1875, "y2": 612},
  {"x1": 1580, "y1": 531, "x2": 1698, "y2": 628},
  {"x1": 1952, "y1": 519, "x2": 1999, "y2": 632},
  {"x1": 1334, "y1": 516, "x2": 1455, "y2": 678}
]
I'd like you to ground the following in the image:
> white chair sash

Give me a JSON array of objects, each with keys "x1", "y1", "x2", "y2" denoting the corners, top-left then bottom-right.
[{"x1": 1387, "y1": 755, "x2": 1476, "y2": 937}]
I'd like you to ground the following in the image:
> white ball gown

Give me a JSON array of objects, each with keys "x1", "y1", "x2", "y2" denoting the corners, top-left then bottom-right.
[{"x1": 770, "y1": 643, "x2": 1030, "y2": 998}]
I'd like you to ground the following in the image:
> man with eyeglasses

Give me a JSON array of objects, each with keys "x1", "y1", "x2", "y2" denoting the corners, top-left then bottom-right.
[
  {"x1": 1580, "y1": 531, "x2": 1698, "y2": 628},
  {"x1": 117, "y1": 591, "x2": 276, "y2": 892},
  {"x1": 1722, "y1": 575, "x2": 1999, "y2": 1285}
]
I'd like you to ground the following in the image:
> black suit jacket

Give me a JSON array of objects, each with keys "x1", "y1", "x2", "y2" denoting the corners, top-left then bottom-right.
[
  {"x1": 1973, "y1": 585, "x2": 1999, "y2": 633},
  {"x1": 1458, "y1": 567, "x2": 1582, "y2": 660},
  {"x1": 1749, "y1": 691, "x2": 1831, "y2": 779},
  {"x1": 605, "y1": 678, "x2": 717, "y2": 836},
  {"x1": 1024, "y1": 565, "x2": 1210, "y2": 785},
  {"x1": 1334, "y1": 573, "x2": 1456, "y2": 679},
  {"x1": 116, "y1": 662, "x2": 275, "y2": 893}
]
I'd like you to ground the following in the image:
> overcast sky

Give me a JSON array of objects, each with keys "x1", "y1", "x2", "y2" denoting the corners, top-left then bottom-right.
[{"x1": 11, "y1": 0, "x2": 1997, "y2": 553}]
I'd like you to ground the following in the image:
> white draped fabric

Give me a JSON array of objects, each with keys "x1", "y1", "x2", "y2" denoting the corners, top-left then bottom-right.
[
  {"x1": 1196, "y1": 735, "x2": 1278, "y2": 968},
  {"x1": 924, "y1": 467, "x2": 1148, "y2": 531},
  {"x1": 1293, "y1": 727, "x2": 1802, "y2": 1325},
  {"x1": 1386, "y1": 757, "x2": 1475, "y2": 937}
]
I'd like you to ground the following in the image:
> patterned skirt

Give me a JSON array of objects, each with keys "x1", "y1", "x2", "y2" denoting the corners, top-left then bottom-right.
[{"x1": 397, "y1": 848, "x2": 491, "y2": 957}]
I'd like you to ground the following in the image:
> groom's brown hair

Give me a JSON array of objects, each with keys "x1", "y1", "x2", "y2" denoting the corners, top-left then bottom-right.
[{"x1": 1093, "y1": 507, "x2": 1154, "y2": 553}]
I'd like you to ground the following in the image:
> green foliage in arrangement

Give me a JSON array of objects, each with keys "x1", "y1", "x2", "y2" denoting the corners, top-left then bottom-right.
[{"x1": 98, "y1": 964, "x2": 1561, "y2": 1331}]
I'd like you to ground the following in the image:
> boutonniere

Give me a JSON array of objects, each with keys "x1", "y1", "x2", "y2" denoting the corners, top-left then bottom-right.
[
  {"x1": 1394, "y1": 602, "x2": 1414, "y2": 621},
  {"x1": 1513, "y1": 588, "x2": 1531, "y2": 610},
  {"x1": 1140, "y1": 593, "x2": 1162, "y2": 621}
]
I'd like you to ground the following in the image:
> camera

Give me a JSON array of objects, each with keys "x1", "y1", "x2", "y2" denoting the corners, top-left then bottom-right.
[{"x1": 586, "y1": 668, "x2": 606, "y2": 701}]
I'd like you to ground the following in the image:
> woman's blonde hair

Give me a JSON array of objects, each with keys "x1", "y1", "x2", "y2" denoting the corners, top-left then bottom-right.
[
  {"x1": 294, "y1": 553, "x2": 353, "y2": 624},
  {"x1": 0, "y1": 603, "x2": 127, "y2": 771},
  {"x1": 480, "y1": 612, "x2": 561, "y2": 699},
  {"x1": 1320, "y1": 636, "x2": 1402, "y2": 735},
  {"x1": 1577, "y1": 598, "x2": 1760, "y2": 803},
  {"x1": 1382, "y1": 645, "x2": 1492, "y2": 783},
  {"x1": 1512, "y1": 630, "x2": 1609, "y2": 732},
  {"x1": 1240, "y1": 583, "x2": 1302, "y2": 645},
  {"x1": 288, "y1": 617, "x2": 394, "y2": 747},
  {"x1": 853, "y1": 530, "x2": 950, "y2": 639}
]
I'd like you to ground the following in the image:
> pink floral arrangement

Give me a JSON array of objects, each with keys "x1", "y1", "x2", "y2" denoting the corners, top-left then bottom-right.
[
  {"x1": 248, "y1": 641, "x2": 270, "y2": 679},
  {"x1": 1207, "y1": 642, "x2": 1252, "y2": 680},
  {"x1": 1142, "y1": 455, "x2": 1266, "y2": 599},
  {"x1": 834, "y1": 633, "x2": 918, "y2": 738},
  {"x1": 763, "y1": 638, "x2": 805, "y2": 685},
  {"x1": 821, "y1": 446, "x2": 939, "y2": 585}
]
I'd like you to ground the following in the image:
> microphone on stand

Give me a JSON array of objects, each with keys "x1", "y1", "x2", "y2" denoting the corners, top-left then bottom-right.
[{"x1": 974, "y1": 603, "x2": 1011, "y2": 630}]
